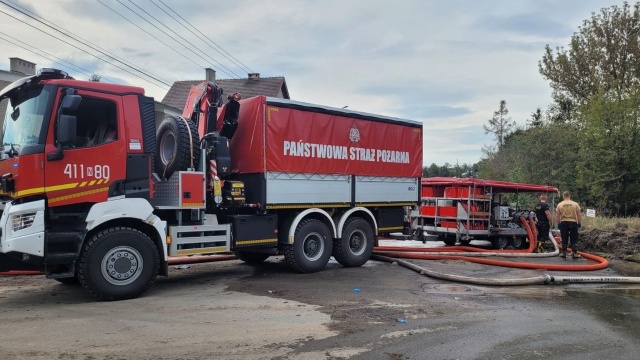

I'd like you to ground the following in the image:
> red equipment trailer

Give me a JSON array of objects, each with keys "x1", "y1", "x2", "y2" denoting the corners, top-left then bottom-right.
[
  {"x1": 0, "y1": 69, "x2": 422, "y2": 300},
  {"x1": 413, "y1": 177, "x2": 558, "y2": 249}
]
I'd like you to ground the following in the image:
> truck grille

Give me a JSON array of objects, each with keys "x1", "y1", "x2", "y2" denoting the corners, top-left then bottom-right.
[{"x1": 12, "y1": 212, "x2": 37, "y2": 232}]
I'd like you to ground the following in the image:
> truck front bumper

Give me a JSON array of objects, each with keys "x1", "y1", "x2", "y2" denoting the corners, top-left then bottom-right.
[{"x1": 0, "y1": 200, "x2": 46, "y2": 271}]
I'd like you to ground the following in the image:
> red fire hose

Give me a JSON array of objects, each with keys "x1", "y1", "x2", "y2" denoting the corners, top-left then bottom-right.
[{"x1": 0, "y1": 255, "x2": 238, "y2": 276}]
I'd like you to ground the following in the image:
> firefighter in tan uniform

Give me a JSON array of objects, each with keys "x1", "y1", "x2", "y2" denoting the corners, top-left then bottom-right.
[{"x1": 555, "y1": 191, "x2": 582, "y2": 258}]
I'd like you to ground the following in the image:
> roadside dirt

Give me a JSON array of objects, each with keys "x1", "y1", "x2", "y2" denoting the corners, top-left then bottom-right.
[{"x1": 579, "y1": 225, "x2": 640, "y2": 261}]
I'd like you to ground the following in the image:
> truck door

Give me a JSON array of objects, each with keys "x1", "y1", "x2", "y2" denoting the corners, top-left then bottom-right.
[{"x1": 45, "y1": 90, "x2": 126, "y2": 208}]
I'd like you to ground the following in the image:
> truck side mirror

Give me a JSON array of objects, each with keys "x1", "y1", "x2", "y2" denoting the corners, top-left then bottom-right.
[
  {"x1": 47, "y1": 93, "x2": 82, "y2": 161},
  {"x1": 60, "y1": 94, "x2": 81, "y2": 113},
  {"x1": 57, "y1": 114, "x2": 77, "y2": 146}
]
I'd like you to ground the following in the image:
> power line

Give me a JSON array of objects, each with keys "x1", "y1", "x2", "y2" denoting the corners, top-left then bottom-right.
[
  {"x1": 1, "y1": 0, "x2": 171, "y2": 88},
  {"x1": 151, "y1": 0, "x2": 254, "y2": 74},
  {"x1": 96, "y1": 0, "x2": 206, "y2": 71},
  {"x1": 113, "y1": 0, "x2": 237, "y2": 78},
  {"x1": 0, "y1": 31, "x2": 117, "y2": 83},
  {"x1": 2, "y1": 0, "x2": 172, "y2": 87},
  {"x1": 0, "y1": 1, "x2": 171, "y2": 89},
  {"x1": 124, "y1": 0, "x2": 241, "y2": 78}
]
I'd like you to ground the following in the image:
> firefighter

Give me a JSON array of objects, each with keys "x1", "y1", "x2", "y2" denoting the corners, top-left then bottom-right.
[
  {"x1": 555, "y1": 191, "x2": 582, "y2": 258},
  {"x1": 534, "y1": 194, "x2": 552, "y2": 252}
]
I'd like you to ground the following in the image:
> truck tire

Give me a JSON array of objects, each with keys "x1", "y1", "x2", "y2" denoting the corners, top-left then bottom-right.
[
  {"x1": 77, "y1": 227, "x2": 159, "y2": 301},
  {"x1": 439, "y1": 235, "x2": 456, "y2": 246},
  {"x1": 492, "y1": 237, "x2": 509, "y2": 249},
  {"x1": 333, "y1": 217, "x2": 374, "y2": 267},
  {"x1": 234, "y1": 251, "x2": 270, "y2": 264},
  {"x1": 155, "y1": 116, "x2": 200, "y2": 179},
  {"x1": 459, "y1": 239, "x2": 471, "y2": 246},
  {"x1": 282, "y1": 219, "x2": 332, "y2": 273},
  {"x1": 512, "y1": 237, "x2": 526, "y2": 249}
]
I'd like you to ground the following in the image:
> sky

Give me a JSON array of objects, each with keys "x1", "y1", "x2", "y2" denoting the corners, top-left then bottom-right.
[{"x1": 0, "y1": 0, "x2": 628, "y2": 166}]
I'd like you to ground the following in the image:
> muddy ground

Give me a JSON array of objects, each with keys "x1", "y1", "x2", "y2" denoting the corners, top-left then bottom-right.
[
  {"x1": 580, "y1": 225, "x2": 640, "y2": 261},
  {"x1": 1, "y1": 240, "x2": 640, "y2": 360}
]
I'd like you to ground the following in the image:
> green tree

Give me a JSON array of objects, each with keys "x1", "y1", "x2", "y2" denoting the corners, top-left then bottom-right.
[
  {"x1": 484, "y1": 100, "x2": 515, "y2": 151},
  {"x1": 539, "y1": 2, "x2": 640, "y2": 105},
  {"x1": 538, "y1": 1, "x2": 640, "y2": 213},
  {"x1": 528, "y1": 107, "x2": 543, "y2": 128}
]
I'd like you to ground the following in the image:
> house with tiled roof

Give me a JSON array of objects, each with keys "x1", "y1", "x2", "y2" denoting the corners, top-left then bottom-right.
[
  {"x1": 1, "y1": 58, "x2": 37, "y2": 127},
  {"x1": 161, "y1": 68, "x2": 290, "y2": 111}
]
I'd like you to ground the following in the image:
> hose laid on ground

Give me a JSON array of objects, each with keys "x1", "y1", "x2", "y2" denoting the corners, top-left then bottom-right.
[
  {"x1": 377, "y1": 229, "x2": 559, "y2": 258},
  {"x1": 372, "y1": 254, "x2": 640, "y2": 285},
  {"x1": 0, "y1": 270, "x2": 43, "y2": 276},
  {"x1": 372, "y1": 254, "x2": 553, "y2": 285},
  {"x1": 374, "y1": 231, "x2": 608, "y2": 271},
  {"x1": 0, "y1": 255, "x2": 238, "y2": 276},
  {"x1": 168, "y1": 254, "x2": 237, "y2": 265}
]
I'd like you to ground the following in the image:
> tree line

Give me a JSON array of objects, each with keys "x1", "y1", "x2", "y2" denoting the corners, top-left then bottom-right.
[{"x1": 425, "y1": 2, "x2": 640, "y2": 216}]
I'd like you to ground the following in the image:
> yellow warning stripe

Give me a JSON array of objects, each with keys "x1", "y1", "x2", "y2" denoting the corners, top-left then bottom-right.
[
  {"x1": 49, "y1": 187, "x2": 109, "y2": 204},
  {"x1": 14, "y1": 187, "x2": 46, "y2": 197},
  {"x1": 356, "y1": 202, "x2": 416, "y2": 207},
  {"x1": 378, "y1": 226, "x2": 404, "y2": 231},
  {"x1": 176, "y1": 246, "x2": 228, "y2": 255},
  {"x1": 8, "y1": 179, "x2": 111, "y2": 198},
  {"x1": 181, "y1": 202, "x2": 204, "y2": 207},
  {"x1": 265, "y1": 204, "x2": 350, "y2": 210},
  {"x1": 235, "y1": 238, "x2": 278, "y2": 246}
]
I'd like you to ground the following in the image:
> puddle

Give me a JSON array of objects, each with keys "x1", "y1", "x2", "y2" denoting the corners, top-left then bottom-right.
[
  {"x1": 581, "y1": 286, "x2": 640, "y2": 299},
  {"x1": 421, "y1": 283, "x2": 484, "y2": 296}
]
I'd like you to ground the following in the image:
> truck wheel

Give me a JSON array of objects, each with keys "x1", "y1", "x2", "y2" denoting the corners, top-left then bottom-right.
[
  {"x1": 513, "y1": 237, "x2": 526, "y2": 249},
  {"x1": 77, "y1": 227, "x2": 159, "y2": 301},
  {"x1": 459, "y1": 239, "x2": 471, "y2": 246},
  {"x1": 333, "y1": 217, "x2": 374, "y2": 267},
  {"x1": 155, "y1": 116, "x2": 200, "y2": 179},
  {"x1": 234, "y1": 251, "x2": 270, "y2": 264},
  {"x1": 282, "y1": 219, "x2": 332, "y2": 273},
  {"x1": 492, "y1": 237, "x2": 509, "y2": 249},
  {"x1": 439, "y1": 235, "x2": 456, "y2": 246}
]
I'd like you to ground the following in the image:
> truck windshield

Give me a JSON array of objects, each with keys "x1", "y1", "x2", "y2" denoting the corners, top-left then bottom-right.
[{"x1": 1, "y1": 84, "x2": 54, "y2": 153}]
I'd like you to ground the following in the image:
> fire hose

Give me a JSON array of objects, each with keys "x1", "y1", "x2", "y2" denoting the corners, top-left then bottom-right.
[
  {"x1": 0, "y1": 255, "x2": 238, "y2": 276},
  {"x1": 372, "y1": 218, "x2": 640, "y2": 285}
]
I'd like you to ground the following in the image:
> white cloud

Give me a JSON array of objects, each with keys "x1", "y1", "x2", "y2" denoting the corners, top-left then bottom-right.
[{"x1": 0, "y1": 0, "x2": 626, "y2": 166}]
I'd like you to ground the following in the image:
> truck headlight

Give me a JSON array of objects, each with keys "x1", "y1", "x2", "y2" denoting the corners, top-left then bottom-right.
[{"x1": 12, "y1": 212, "x2": 37, "y2": 232}]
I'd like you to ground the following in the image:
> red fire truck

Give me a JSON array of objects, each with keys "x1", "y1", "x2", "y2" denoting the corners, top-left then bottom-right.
[
  {"x1": 0, "y1": 69, "x2": 422, "y2": 300},
  {"x1": 413, "y1": 177, "x2": 558, "y2": 249}
]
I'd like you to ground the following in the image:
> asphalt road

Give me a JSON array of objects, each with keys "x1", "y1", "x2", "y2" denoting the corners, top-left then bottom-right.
[{"x1": 1, "y1": 245, "x2": 639, "y2": 360}]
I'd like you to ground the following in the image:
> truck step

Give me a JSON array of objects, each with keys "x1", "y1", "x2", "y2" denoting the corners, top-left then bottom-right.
[
  {"x1": 47, "y1": 231, "x2": 84, "y2": 244},
  {"x1": 168, "y1": 224, "x2": 231, "y2": 256}
]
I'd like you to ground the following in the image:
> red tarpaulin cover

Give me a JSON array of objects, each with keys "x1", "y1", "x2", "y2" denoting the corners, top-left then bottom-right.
[
  {"x1": 422, "y1": 177, "x2": 558, "y2": 193},
  {"x1": 221, "y1": 96, "x2": 423, "y2": 177}
]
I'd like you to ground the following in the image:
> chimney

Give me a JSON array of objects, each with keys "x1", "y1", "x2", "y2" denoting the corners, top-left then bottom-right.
[
  {"x1": 248, "y1": 73, "x2": 260, "y2": 80},
  {"x1": 9, "y1": 57, "x2": 36, "y2": 75},
  {"x1": 205, "y1": 68, "x2": 216, "y2": 82}
]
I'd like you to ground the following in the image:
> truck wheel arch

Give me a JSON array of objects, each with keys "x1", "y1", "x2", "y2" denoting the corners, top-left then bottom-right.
[
  {"x1": 84, "y1": 199, "x2": 168, "y2": 262},
  {"x1": 336, "y1": 207, "x2": 378, "y2": 238},
  {"x1": 286, "y1": 208, "x2": 337, "y2": 244}
]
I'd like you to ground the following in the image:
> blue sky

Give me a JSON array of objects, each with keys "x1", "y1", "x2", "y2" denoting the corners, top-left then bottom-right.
[{"x1": 0, "y1": 0, "x2": 626, "y2": 165}]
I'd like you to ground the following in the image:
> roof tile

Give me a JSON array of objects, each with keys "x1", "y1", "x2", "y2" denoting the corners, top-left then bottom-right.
[{"x1": 161, "y1": 77, "x2": 289, "y2": 111}]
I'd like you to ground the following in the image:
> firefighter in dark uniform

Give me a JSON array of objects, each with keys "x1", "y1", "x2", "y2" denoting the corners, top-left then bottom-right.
[{"x1": 534, "y1": 194, "x2": 553, "y2": 252}]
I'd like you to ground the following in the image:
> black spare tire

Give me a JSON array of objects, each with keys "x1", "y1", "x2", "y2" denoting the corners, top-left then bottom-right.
[{"x1": 155, "y1": 116, "x2": 200, "y2": 179}]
